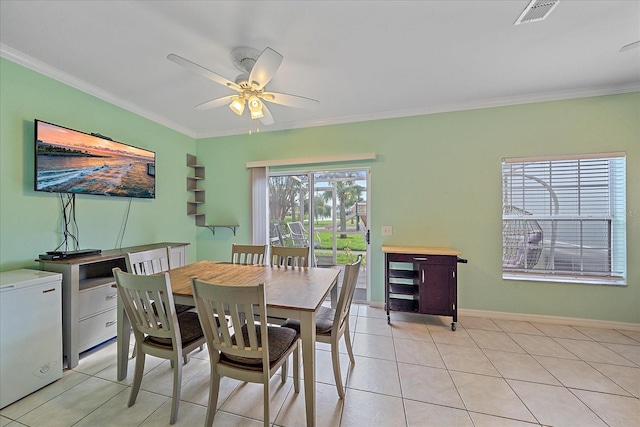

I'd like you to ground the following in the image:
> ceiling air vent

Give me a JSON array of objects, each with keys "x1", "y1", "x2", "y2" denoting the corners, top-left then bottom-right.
[{"x1": 514, "y1": 0, "x2": 560, "y2": 25}]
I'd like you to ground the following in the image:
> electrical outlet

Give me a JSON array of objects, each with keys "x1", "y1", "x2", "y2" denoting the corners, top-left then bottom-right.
[{"x1": 382, "y1": 225, "x2": 393, "y2": 236}]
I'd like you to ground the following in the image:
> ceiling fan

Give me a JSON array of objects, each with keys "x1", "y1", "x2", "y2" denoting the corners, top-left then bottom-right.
[
  {"x1": 619, "y1": 40, "x2": 640, "y2": 53},
  {"x1": 168, "y1": 47, "x2": 319, "y2": 125}
]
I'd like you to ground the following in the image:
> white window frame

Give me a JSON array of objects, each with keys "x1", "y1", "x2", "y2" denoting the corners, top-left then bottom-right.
[{"x1": 502, "y1": 152, "x2": 626, "y2": 285}]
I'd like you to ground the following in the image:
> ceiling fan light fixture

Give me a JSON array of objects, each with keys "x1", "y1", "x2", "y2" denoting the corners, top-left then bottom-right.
[
  {"x1": 229, "y1": 97, "x2": 245, "y2": 115},
  {"x1": 250, "y1": 109, "x2": 264, "y2": 119},
  {"x1": 248, "y1": 95, "x2": 263, "y2": 112}
]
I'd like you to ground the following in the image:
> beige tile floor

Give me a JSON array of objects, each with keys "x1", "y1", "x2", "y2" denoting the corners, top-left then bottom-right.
[{"x1": 1, "y1": 305, "x2": 639, "y2": 426}]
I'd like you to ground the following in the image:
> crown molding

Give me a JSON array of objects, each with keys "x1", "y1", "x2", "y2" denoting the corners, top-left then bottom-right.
[
  {"x1": 4, "y1": 43, "x2": 638, "y2": 141},
  {"x1": 1, "y1": 43, "x2": 197, "y2": 138},
  {"x1": 196, "y1": 83, "x2": 640, "y2": 138}
]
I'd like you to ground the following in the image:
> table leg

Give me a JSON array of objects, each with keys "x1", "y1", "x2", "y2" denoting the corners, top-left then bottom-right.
[
  {"x1": 116, "y1": 294, "x2": 130, "y2": 381},
  {"x1": 300, "y1": 310, "x2": 316, "y2": 427}
]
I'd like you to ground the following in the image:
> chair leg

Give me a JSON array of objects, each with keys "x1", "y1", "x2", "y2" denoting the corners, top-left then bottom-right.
[
  {"x1": 263, "y1": 380, "x2": 270, "y2": 427},
  {"x1": 129, "y1": 327, "x2": 136, "y2": 359},
  {"x1": 280, "y1": 356, "x2": 288, "y2": 384},
  {"x1": 331, "y1": 337, "x2": 345, "y2": 399},
  {"x1": 293, "y1": 342, "x2": 300, "y2": 393},
  {"x1": 344, "y1": 319, "x2": 356, "y2": 364},
  {"x1": 169, "y1": 356, "x2": 183, "y2": 424},
  {"x1": 182, "y1": 345, "x2": 203, "y2": 365},
  {"x1": 205, "y1": 364, "x2": 220, "y2": 427},
  {"x1": 128, "y1": 348, "x2": 145, "y2": 407}
]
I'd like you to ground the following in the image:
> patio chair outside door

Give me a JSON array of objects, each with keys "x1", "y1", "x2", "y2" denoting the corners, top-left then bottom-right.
[{"x1": 268, "y1": 169, "x2": 370, "y2": 303}]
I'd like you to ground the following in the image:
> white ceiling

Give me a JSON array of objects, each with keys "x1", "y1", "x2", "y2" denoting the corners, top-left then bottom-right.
[{"x1": 1, "y1": 1, "x2": 638, "y2": 138}]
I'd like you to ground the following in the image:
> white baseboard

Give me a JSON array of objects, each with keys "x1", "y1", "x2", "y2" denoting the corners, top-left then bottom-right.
[
  {"x1": 458, "y1": 308, "x2": 640, "y2": 332},
  {"x1": 366, "y1": 302, "x2": 640, "y2": 332}
]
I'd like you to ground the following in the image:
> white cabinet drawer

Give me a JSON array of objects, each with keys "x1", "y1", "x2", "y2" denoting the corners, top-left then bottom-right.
[
  {"x1": 78, "y1": 309, "x2": 117, "y2": 352},
  {"x1": 78, "y1": 283, "x2": 118, "y2": 320}
]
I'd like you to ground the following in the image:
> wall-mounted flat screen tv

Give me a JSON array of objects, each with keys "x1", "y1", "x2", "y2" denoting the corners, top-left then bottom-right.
[{"x1": 34, "y1": 120, "x2": 156, "y2": 199}]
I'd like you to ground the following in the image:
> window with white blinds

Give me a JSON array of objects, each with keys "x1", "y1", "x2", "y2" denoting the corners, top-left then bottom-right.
[{"x1": 502, "y1": 153, "x2": 626, "y2": 284}]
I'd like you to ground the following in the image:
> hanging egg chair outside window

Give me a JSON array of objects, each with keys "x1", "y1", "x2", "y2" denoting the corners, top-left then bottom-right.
[{"x1": 502, "y1": 205, "x2": 544, "y2": 269}]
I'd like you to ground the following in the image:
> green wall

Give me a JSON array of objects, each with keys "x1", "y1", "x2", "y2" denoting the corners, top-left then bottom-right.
[
  {"x1": 0, "y1": 58, "x2": 198, "y2": 270},
  {"x1": 196, "y1": 94, "x2": 639, "y2": 324},
  {"x1": 2, "y1": 56, "x2": 638, "y2": 323}
]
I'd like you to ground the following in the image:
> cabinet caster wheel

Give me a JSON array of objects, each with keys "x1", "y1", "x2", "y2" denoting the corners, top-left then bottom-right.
[{"x1": 451, "y1": 323, "x2": 456, "y2": 331}]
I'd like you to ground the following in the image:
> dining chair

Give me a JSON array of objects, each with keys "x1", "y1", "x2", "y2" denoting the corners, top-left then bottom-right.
[
  {"x1": 113, "y1": 268, "x2": 206, "y2": 425},
  {"x1": 191, "y1": 279, "x2": 300, "y2": 427},
  {"x1": 282, "y1": 254, "x2": 362, "y2": 398},
  {"x1": 125, "y1": 247, "x2": 171, "y2": 275},
  {"x1": 230, "y1": 243, "x2": 268, "y2": 265},
  {"x1": 270, "y1": 245, "x2": 310, "y2": 267},
  {"x1": 166, "y1": 245, "x2": 187, "y2": 269},
  {"x1": 126, "y1": 248, "x2": 192, "y2": 316},
  {"x1": 125, "y1": 248, "x2": 193, "y2": 360},
  {"x1": 266, "y1": 245, "x2": 312, "y2": 325}
]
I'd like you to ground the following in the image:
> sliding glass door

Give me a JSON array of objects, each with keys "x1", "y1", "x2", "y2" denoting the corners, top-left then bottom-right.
[{"x1": 268, "y1": 169, "x2": 370, "y2": 303}]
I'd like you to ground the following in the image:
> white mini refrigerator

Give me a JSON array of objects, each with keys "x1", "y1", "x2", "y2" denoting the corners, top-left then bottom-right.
[{"x1": 0, "y1": 269, "x2": 63, "y2": 409}]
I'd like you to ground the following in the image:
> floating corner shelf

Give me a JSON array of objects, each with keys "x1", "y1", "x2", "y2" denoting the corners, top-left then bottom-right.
[{"x1": 187, "y1": 154, "x2": 239, "y2": 237}]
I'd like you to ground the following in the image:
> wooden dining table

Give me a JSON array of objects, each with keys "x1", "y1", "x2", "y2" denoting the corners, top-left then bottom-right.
[{"x1": 116, "y1": 260, "x2": 340, "y2": 427}]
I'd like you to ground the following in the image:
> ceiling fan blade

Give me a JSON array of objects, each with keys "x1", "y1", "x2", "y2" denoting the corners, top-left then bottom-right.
[
  {"x1": 620, "y1": 40, "x2": 640, "y2": 52},
  {"x1": 249, "y1": 47, "x2": 283, "y2": 90},
  {"x1": 194, "y1": 95, "x2": 236, "y2": 111},
  {"x1": 260, "y1": 103, "x2": 275, "y2": 126},
  {"x1": 262, "y1": 91, "x2": 319, "y2": 109},
  {"x1": 168, "y1": 53, "x2": 241, "y2": 91}
]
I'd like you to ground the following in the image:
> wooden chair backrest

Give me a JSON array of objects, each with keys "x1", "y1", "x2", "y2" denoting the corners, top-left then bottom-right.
[
  {"x1": 126, "y1": 247, "x2": 171, "y2": 275},
  {"x1": 166, "y1": 245, "x2": 187, "y2": 268},
  {"x1": 191, "y1": 279, "x2": 269, "y2": 365},
  {"x1": 333, "y1": 255, "x2": 363, "y2": 333},
  {"x1": 231, "y1": 244, "x2": 267, "y2": 265},
  {"x1": 270, "y1": 246, "x2": 309, "y2": 267},
  {"x1": 113, "y1": 268, "x2": 180, "y2": 348}
]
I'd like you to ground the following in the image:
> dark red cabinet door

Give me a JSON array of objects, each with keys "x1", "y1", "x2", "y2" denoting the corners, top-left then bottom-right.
[{"x1": 419, "y1": 262, "x2": 454, "y2": 316}]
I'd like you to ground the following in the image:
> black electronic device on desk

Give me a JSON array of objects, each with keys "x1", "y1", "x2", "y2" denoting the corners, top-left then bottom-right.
[{"x1": 39, "y1": 249, "x2": 102, "y2": 260}]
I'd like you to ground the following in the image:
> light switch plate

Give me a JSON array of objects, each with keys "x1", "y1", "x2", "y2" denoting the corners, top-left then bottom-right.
[{"x1": 382, "y1": 225, "x2": 393, "y2": 236}]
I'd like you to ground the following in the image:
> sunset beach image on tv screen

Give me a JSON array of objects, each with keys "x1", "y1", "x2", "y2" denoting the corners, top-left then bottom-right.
[{"x1": 35, "y1": 121, "x2": 155, "y2": 198}]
